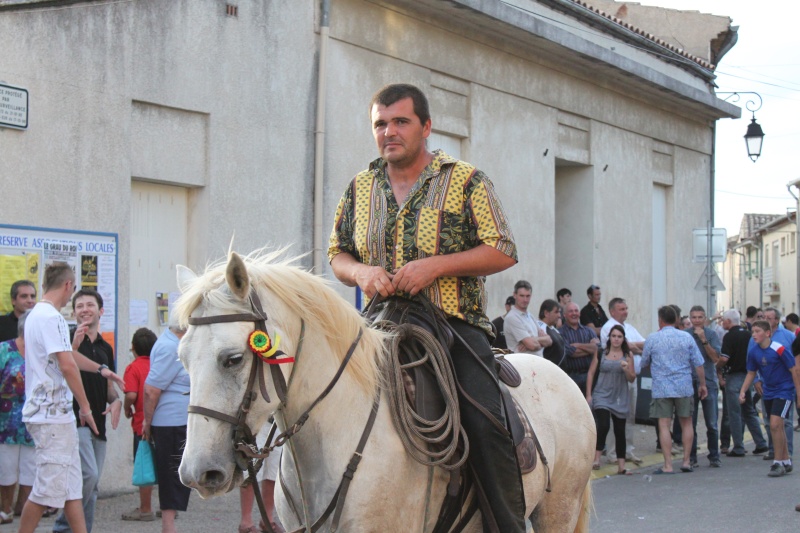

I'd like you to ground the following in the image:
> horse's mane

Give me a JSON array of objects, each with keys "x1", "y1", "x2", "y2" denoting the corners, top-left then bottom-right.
[{"x1": 173, "y1": 249, "x2": 387, "y2": 395}]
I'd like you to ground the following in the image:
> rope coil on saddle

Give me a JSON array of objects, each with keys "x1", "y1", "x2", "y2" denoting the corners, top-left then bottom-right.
[{"x1": 371, "y1": 298, "x2": 469, "y2": 471}]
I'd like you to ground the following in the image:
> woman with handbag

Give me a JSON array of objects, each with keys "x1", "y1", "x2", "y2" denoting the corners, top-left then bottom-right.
[{"x1": 586, "y1": 324, "x2": 637, "y2": 474}]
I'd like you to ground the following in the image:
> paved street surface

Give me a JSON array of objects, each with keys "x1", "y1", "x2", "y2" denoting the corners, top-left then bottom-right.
[{"x1": 0, "y1": 421, "x2": 796, "y2": 532}]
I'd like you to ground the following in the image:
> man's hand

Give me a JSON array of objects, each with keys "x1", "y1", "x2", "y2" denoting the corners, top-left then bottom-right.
[
  {"x1": 141, "y1": 421, "x2": 151, "y2": 443},
  {"x1": 755, "y1": 381, "x2": 763, "y2": 396},
  {"x1": 355, "y1": 265, "x2": 395, "y2": 298},
  {"x1": 103, "y1": 399, "x2": 122, "y2": 430},
  {"x1": 693, "y1": 326, "x2": 707, "y2": 341},
  {"x1": 124, "y1": 404, "x2": 133, "y2": 419},
  {"x1": 698, "y1": 384, "x2": 708, "y2": 400},
  {"x1": 739, "y1": 390, "x2": 747, "y2": 404},
  {"x1": 72, "y1": 322, "x2": 89, "y2": 349},
  {"x1": 101, "y1": 368, "x2": 125, "y2": 388},
  {"x1": 392, "y1": 257, "x2": 440, "y2": 296},
  {"x1": 79, "y1": 410, "x2": 99, "y2": 435}
]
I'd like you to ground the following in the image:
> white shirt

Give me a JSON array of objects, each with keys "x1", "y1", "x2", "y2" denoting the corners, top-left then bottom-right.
[
  {"x1": 600, "y1": 317, "x2": 646, "y2": 374},
  {"x1": 503, "y1": 307, "x2": 543, "y2": 356},
  {"x1": 22, "y1": 302, "x2": 75, "y2": 424}
]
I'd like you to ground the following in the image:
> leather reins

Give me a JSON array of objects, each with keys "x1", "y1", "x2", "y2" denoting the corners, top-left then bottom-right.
[{"x1": 185, "y1": 288, "x2": 376, "y2": 533}]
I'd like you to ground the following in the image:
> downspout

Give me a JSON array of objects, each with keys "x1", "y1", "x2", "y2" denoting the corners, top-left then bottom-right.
[
  {"x1": 312, "y1": 0, "x2": 331, "y2": 274},
  {"x1": 708, "y1": 123, "x2": 716, "y2": 315},
  {"x1": 787, "y1": 180, "x2": 800, "y2": 312}
]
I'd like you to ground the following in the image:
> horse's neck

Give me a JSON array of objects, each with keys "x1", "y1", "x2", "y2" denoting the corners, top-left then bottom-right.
[{"x1": 276, "y1": 328, "x2": 376, "y2": 493}]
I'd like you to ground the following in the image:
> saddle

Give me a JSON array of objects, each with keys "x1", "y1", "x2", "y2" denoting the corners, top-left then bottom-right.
[{"x1": 366, "y1": 296, "x2": 549, "y2": 532}]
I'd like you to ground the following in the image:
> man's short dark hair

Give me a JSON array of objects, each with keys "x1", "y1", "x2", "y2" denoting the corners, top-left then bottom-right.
[
  {"x1": 608, "y1": 297, "x2": 625, "y2": 312},
  {"x1": 505, "y1": 296, "x2": 516, "y2": 306},
  {"x1": 786, "y1": 313, "x2": 799, "y2": 326},
  {"x1": 752, "y1": 320, "x2": 771, "y2": 333},
  {"x1": 669, "y1": 304, "x2": 682, "y2": 317},
  {"x1": 689, "y1": 305, "x2": 705, "y2": 315},
  {"x1": 369, "y1": 84, "x2": 430, "y2": 125},
  {"x1": 586, "y1": 284, "x2": 600, "y2": 296},
  {"x1": 746, "y1": 306, "x2": 758, "y2": 319},
  {"x1": 10, "y1": 280, "x2": 35, "y2": 300},
  {"x1": 556, "y1": 288, "x2": 571, "y2": 300},
  {"x1": 658, "y1": 305, "x2": 677, "y2": 325},
  {"x1": 42, "y1": 263, "x2": 74, "y2": 292},
  {"x1": 72, "y1": 288, "x2": 103, "y2": 311},
  {"x1": 132, "y1": 328, "x2": 158, "y2": 357},
  {"x1": 514, "y1": 280, "x2": 532, "y2": 293},
  {"x1": 538, "y1": 299, "x2": 559, "y2": 320},
  {"x1": 764, "y1": 306, "x2": 781, "y2": 320}
]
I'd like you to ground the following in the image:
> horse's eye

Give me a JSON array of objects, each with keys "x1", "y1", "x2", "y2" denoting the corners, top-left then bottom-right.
[{"x1": 223, "y1": 354, "x2": 244, "y2": 368}]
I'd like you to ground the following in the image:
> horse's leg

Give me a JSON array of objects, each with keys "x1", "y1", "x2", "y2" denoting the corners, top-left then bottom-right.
[{"x1": 529, "y1": 479, "x2": 591, "y2": 533}]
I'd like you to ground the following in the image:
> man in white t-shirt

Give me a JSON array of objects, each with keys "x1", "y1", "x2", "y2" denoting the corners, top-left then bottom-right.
[
  {"x1": 503, "y1": 280, "x2": 551, "y2": 356},
  {"x1": 599, "y1": 297, "x2": 646, "y2": 464},
  {"x1": 18, "y1": 263, "x2": 123, "y2": 533}
]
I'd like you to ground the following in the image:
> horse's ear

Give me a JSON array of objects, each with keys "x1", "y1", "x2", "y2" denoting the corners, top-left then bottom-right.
[
  {"x1": 226, "y1": 252, "x2": 250, "y2": 300},
  {"x1": 176, "y1": 265, "x2": 198, "y2": 294}
]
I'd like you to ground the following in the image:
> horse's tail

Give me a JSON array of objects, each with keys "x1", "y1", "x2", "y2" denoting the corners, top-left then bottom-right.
[{"x1": 572, "y1": 480, "x2": 593, "y2": 533}]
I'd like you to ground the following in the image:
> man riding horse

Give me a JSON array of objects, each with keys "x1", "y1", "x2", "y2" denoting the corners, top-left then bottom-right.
[{"x1": 328, "y1": 83, "x2": 525, "y2": 532}]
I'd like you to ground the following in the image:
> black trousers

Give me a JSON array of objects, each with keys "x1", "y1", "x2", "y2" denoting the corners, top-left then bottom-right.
[
  {"x1": 152, "y1": 425, "x2": 191, "y2": 512},
  {"x1": 594, "y1": 408, "x2": 626, "y2": 458},
  {"x1": 447, "y1": 318, "x2": 525, "y2": 533}
]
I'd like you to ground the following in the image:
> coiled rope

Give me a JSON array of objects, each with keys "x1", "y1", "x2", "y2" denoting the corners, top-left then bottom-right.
[{"x1": 375, "y1": 319, "x2": 469, "y2": 470}]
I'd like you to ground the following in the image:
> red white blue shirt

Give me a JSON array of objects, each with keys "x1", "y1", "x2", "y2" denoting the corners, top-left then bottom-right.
[{"x1": 746, "y1": 341, "x2": 796, "y2": 401}]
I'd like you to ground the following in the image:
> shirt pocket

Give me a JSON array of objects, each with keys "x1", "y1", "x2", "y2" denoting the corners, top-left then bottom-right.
[{"x1": 416, "y1": 206, "x2": 468, "y2": 256}]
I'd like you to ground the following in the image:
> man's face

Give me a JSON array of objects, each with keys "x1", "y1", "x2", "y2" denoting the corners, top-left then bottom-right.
[
  {"x1": 542, "y1": 306, "x2": 560, "y2": 327},
  {"x1": 565, "y1": 303, "x2": 581, "y2": 327},
  {"x1": 751, "y1": 325, "x2": 769, "y2": 345},
  {"x1": 765, "y1": 310, "x2": 779, "y2": 331},
  {"x1": 559, "y1": 293, "x2": 572, "y2": 306},
  {"x1": 589, "y1": 289, "x2": 601, "y2": 304},
  {"x1": 371, "y1": 97, "x2": 431, "y2": 168},
  {"x1": 689, "y1": 310, "x2": 706, "y2": 329},
  {"x1": 11, "y1": 285, "x2": 36, "y2": 315},
  {"x1": 514, "y1": 289, "x2": 532, "y2": 312},
  {"x1": 755, "y1": 310, "x2": 765, "y2": 320},
  {"x1": 74, "y1": 295, "x2": 103, "y2": 327},
  {"x1": 610, "y1": 302, "x2": 628, "y2": 323},
  {"x1": 722, "y1": 317, "x2": 733, "y2": 331}
]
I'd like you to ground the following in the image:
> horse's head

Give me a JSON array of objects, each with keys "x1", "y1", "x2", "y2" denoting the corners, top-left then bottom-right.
[{"x1": 176, "y1": 252, "x2": 289, "y2": 497}]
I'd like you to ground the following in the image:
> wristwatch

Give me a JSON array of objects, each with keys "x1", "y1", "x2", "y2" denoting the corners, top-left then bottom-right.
[
  {"x1": 97, "y1": 364, "x2": 109, "y2": 374},
  {"x1": 702, "y1": 341, "x2": 708, "y2": 346}
]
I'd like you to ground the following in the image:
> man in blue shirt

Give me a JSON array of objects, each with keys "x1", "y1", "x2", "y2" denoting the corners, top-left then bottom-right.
[
  {"x1": 142, "y1": 325, "x2": 190, "y2": 533},
  {"x1": 740, "y1": 321, "x2": 800, "y2": 477},
  {"x1": 641, "y1": 306, "x2": 706, "y2": 474},
  {"x1": 686, "y1": 305, "x2": 722, "y2": 468}
]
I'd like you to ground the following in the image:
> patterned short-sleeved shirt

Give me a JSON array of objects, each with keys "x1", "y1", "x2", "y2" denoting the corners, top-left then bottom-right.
[
  {"x1": 0, "y1": 340, "x2": 33, "y2": 446},
  {"x1": 328, "y1": 150, "x2": 517, "y2": 334}
]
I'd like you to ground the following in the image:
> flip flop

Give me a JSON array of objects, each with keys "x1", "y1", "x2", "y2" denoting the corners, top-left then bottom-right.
[
  {"x1": 680, "y1": 466, "x2": 694, "y2": 473},
  {"x1": 653, "y1": 468, "x2": 674, "y2": 475},
  {"x1": 617, "y1": 469, "x2": 633, "y2": 475},
  {"x1": 592, "y1": 462, "x2": 601, "y2": 470},
  {"x1": 0, "y1": 511, "x2": 13, "y2": 525}
]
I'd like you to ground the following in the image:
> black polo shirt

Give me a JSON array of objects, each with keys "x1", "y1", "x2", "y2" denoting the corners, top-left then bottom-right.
[
  {"x1": 720, "y1": 325, "x2": 751, "y2": 374},
  {"x1": 580, "y1": 303, "x2": 608, "y2": 329},
  {"x1": 0, "y1": 312, "x2": 18, "y2": 342},
  {"x1": 70, "y1": 332, "x2": 116, "y2": 441}
]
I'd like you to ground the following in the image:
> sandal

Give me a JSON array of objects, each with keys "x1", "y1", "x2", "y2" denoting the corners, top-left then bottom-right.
[
  {"x1": 259, "y1": 519, "x2": 286, "y2": 533},
  {"x1": 239, "y1": 526, "x2": 259, "y2": 533},
  {"x1": 0, "y1": 511, "x2": 13, "y2": 524},
  {"x1": 592, "y1": 462, "x2": 601, "y2": 470},
  {"x1": 42, "y1": 507, "x2": 59, "y2": 518},
  {"x1": 617, "y1": 469, "x2": 633, "y2": 476}
]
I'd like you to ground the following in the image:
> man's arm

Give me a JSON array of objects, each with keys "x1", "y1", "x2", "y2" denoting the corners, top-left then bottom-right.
[
  {"x1": 141, "y1": 383, "x2": 162, "y2": 442},
  {"x1": 55, "y1": 351, "x2": 98, "y2": 435},
  {"x1": 628, "y1": 341, "x2": 644, "y2": 355},
  {"x1": 570, "y1": 342, "x2": 598, "y2": 357},
  {"x1": 695, "y1": 328, "x2": 720, "y2": 364},
  {"x1": 392, "y1": 244, "x2": 515, "y2": 296},
  {"x1": 103, "y1": 379, "x2": 121, "y2": 430},
  {"x1": 71, "y1": 350, "x2": 125, "y2": 388},
  {"x1": 695, "y1": 365, "x2": 708, "y2": 399},
  {"x1": 518, "y1": 336, "x2": 542, "y2": 352},
  {"x1": 331, "y1": 253, "x2": 395, "y2": 298},
  {"x1": 123, "y1": 391, "x2": 137, "y2": 419}
]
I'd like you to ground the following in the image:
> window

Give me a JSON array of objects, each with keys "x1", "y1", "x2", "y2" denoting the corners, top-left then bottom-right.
[
  {"x1": 781, "y1": 236, "x2": 786, "y2": 255},
  {"x1": 791, "y1": 232, "x2": 797, "y2": 253},
  {"x1": 765, "y1": 245, "x2": 770, "y2": 267}
]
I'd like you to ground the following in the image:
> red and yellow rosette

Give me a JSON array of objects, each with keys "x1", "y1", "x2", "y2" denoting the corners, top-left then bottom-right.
[{"x1": 248, "y1": 330, "x2": 281, "y2": 360}]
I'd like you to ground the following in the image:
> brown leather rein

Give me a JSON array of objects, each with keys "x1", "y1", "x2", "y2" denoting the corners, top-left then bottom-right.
[{"x1": 185, "y1": 288, "x2": 379, "y2": 533}]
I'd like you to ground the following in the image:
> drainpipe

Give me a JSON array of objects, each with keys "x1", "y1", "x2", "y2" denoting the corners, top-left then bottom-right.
[
  {"x1": 312, "y1": 0, "x2": 331, "y2": 274},
  {"x1": 787, "y1": 179, "x2": 800, "y2": 312}
]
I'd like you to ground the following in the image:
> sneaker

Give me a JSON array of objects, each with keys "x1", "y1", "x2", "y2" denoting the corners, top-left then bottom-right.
[
  {"x1": 121, "y1": 508, "x2": 155, "y2": 522},
  {"x1": 710, "y1": 459, "x2": 722, "y2": 467},
  {"x1": 690, "y1": 460, "x2": 699, "y2": 469},
  {"x1": 785, "y1": 463, "x2": 793, "y2": 473},
  {"x1": 626, "y1": 453, "x2": 643, "y2": 465},
  {"x1": 763, "y1": 452, "x2": 775, "y2": 460},
  {"x1": 673, "y1": 443, "x2": 684, "y2": 453},
  {"x1": 726, "y1": 450, "x2": 746, "y2": 457},
  {"x1": 768, "y1": 463, "x2": 786, "y2": 477},
  {"x1": 753, "y1": 446, "x2": 770, "y2": 455},
  {"x1": 720, "y1": 447, "x2": 729, "y2": 454}
]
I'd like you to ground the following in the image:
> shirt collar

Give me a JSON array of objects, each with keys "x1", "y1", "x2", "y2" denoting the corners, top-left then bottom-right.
[{"x1": 369, "y1": 149, "x2": 457, "y2": 180}]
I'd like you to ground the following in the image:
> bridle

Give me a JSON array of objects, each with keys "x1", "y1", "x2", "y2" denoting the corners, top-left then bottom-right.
[{"x1": 185, "y1": 288, "x2": 378, "y2": 533}]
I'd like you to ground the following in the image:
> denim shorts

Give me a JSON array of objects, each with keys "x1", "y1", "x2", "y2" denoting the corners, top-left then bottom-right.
[{"x1": 26, "y1": 423, "x2": 82, "y2": 508}]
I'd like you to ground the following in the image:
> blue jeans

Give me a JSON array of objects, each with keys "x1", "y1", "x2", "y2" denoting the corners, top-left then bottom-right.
[
  {"x1": 725, "y1": 373, "x2": 768, "y2": 454},
  {"x1": 53, "y1": 427, "x2": 107, "y2": 533},
  {"x1": 763, "y1": 397, "x2": 794, "y2": 457},
  {"x1": 691, "y1": 380, "x2": 720, "y2": 462}
]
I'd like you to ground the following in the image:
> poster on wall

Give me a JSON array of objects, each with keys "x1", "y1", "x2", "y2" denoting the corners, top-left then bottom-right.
[
  {"x1": 0, "y1": 225, "x2": 118, "y2": 352},
  {"x1": 156, "y1": 292, "x2": 169, "y2": 326}
]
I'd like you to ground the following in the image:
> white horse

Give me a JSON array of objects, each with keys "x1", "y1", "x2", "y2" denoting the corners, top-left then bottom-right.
[{"x1": 175, "y1": 250, "x2": 595, "y2": 532}]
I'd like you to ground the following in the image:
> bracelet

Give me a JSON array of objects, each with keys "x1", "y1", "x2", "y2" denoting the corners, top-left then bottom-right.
[{"x1": 79, "y1": 411, "x2": 92, "y2": 418}]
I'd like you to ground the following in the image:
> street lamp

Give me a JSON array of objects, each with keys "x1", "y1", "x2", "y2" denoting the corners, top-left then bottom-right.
[{"x1": 717, "y1": 91, "x2": 765, "y2": 162}]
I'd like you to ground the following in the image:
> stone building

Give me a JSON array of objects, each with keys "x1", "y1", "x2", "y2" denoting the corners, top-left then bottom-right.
[{"x1": 0, "y1": 0, "x2": 739, "y2": 491}]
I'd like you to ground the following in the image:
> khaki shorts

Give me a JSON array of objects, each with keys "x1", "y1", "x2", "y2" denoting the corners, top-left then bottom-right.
[
  {"x1": 26, "y1": 423, "x2": 82, "y2": 509},
  {"x1": 650, "y1": 397, "x2": 694, "y2": 419},
  {"x1": 0, "y1": 443, "x2": 36, "y2": 486}
]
